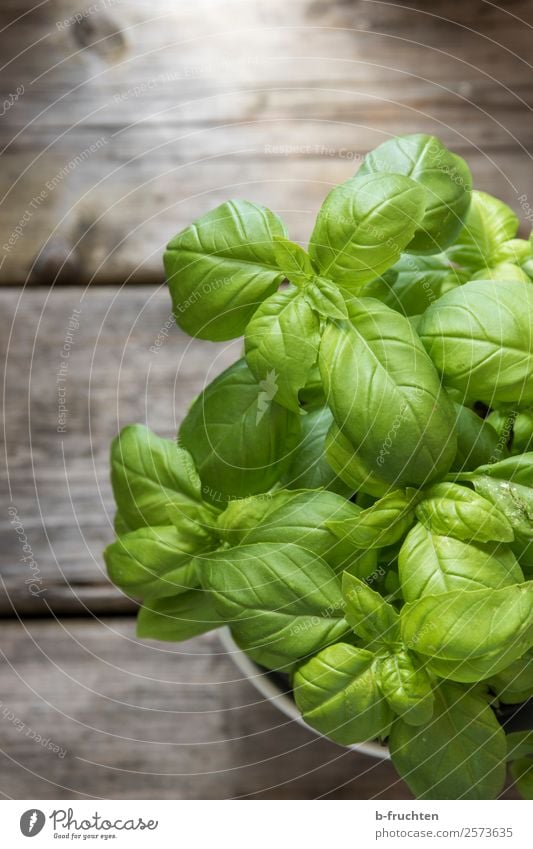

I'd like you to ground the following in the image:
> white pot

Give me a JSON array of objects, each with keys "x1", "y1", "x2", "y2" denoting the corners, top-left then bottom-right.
[{"x1": 219, "y1": 627, "x2": 388, "y2": 760}]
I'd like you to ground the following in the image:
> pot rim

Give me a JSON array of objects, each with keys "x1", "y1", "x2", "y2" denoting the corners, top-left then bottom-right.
[{"x1": 219, "y1": 627, "x2": 389, "y2": 761}]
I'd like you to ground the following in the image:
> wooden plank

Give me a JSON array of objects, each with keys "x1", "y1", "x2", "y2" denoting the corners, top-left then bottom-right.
[
  {"x1": 2, "y1": 148, "x2": 531, "y2": 287},
  {"x1": 0, "y1": 620, "x2": 414, "y2": 799},
  {"x1": 1, "y1": 0, "x2": 532, "y2": 284},
  {"x1": 0, "y1": 285, "x2": 241, "y2": 614}
]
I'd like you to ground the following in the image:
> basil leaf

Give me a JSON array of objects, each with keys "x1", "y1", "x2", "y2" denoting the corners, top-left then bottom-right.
[
  {"x1": 304, "y1": 277, "x2": 348, "y2": 320},
  {"x1": 164, "y1": 200, "x2": 287, "y2": 341},
  {"x1": 342, "y1": 572, "x2": 400, "y2": 645},
  {"x1": 137, "y1": 589, "x2": 224, "y2": 641},
  {"x1": 399, "y1": 523, "x2": 523, "y2": 602},
  {"x1": 179, "y1": 359, "x2": 301, "y2": 506},
  {"x1": 419, "y1": 279, "x2": 533, "y2": 405},
  {"x1": 328, "y1": 488, "x2": 419, "y2": 549},
  {"x1": 470, "y1": 476, "x2": 533, "y2": 539},
  {"x1": 389, "y1": 682, "x2": 506, "y2": 799},
  {"x1": 451, "y1": 403, "x2": 503, "y2": 472},
  {"x1": 281, "y1": 407, "x2": 352, "y2": 495},
  {"x1": 309, "y1": 172, "x2": 426, "y2": 288},
  {"x1": 377, "y1": 650, "x2": 434, "y2": 726},
  {"x1": 199, "y1": 543, "x2": 349, "y2": 668},
  {"x1": 240, "y1": 490, "x2": 361, "y2": 573},
  {"x1": 362, "y1": 254, "x2": 467, "y2": 317},
  {"x1": 358, "y1": 134, "x2": 472, "y2": 254},
  {"x1": 470, "y1": 453, "x2": 533, "y2": 488},
  {"x1": 325, "y1": 423, "x2": 391, "y2": 497},
  {"x1": 400, "y1": 583, "x2": 533, "y2": 682},
  {"x1": 111, "y1": 424, "x2": 214, "y2": 531},
  {"x1": 320, "y1": 298, "x2": 457, "y2": 488},
  {"x1": 415, "y1": 482, "x2": 514, "y2": 543},
  {"x1": 446, "y1": 190, "x2": 519, "y2": 270},
  {"x1": 510, "y1": 759, "x2": 533, "y2": 800},
  {"x1": 104, "y1": 526, "x2": 200, "y2": 600},
  {"x1": 344, "y1": 549, "x2": 381, "y2": 582},
  {"x1": 293, "y1": 643, "x2": 393, "y2": 744},
  {"x1": 489, "y1": 650, "x2": 533, "y2": 704},
  {"x1": 271, "y1": 236, "x2": 314, "y2": 285},
  {"x1": 245, "y1": 288, "x2": 321, "y2": 411}
]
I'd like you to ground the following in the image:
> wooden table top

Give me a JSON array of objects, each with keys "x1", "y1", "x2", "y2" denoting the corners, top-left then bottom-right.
[{"x1": 1, "y1": 0, "x2": 530, "y2": 798}]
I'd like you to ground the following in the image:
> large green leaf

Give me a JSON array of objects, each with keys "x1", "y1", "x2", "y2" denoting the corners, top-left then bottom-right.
[
  {"x1": 399, "y1": 523, "x2": 523, "y2": 602},
  {"x1": 358, "y1": 134, "x2": 472, "y2": 254},
  {"x1": 320, "y1": 298, "x2": 457, "y2": 488},
  {"x1": 179, "y1": 359, "x2": 301, "y2": 506},
  {"x1": 419, "y1": 279, "x2": 533, "y2": 406},
  {"x1": 400, "y1": 583, "x2": 533, "y2": 682},
  {"x1": 245, "y1": 288, "x2": 320, "y2": 411},
  {"x1": 415, "y1": 482, "x2": 514, "y2": 543},
  {"x1": 199, "y1": 543, "x2": 350, "y2": 668},
  {"x1": 389, "y1": 682, "x2": 506, "y2": 799},
  {"x1": 293, "y1": 643, "x2": 393, "y2": 744},
  {"x1": 104, "y1": 526, "x2": 199, "y2": 600},
  {"x1": 164, "y1": 200, "x2": 287, "y2": 341},
  {"x1": 308, "y1": 172, "x2": 426, "y2": 288},
  {"x1": 110, "y1": 424, "x2": 216, "y2": 533}
]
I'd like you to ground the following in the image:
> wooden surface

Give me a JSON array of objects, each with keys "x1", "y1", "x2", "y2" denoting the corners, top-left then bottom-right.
[
  {"x1": 1, "y1": 285, "x2": 241, "y2": 616},
  {"x1": 1, "y1": 0, "x2": 530, "y2": 799},
  {"x1": 1, "y1": 0, "x2": 533, "y2": 285}
]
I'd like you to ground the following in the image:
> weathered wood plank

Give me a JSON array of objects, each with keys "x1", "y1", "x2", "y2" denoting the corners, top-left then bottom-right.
[
  {"x1": 1, "y1": 0, "x2": 532, "y2": 284},
  {"x1": 0, "y1": 285, "x2": 241, "y2": 614},
  {"x1": 0, "y1": 620, "x2": 413, "y2": 799}
]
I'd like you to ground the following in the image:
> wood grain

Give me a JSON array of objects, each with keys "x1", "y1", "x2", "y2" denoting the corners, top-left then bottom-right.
[
  {"x1": 1, "y1": 0, "x2": 532, "y2": 284},
  {"x1": 0, "y1": 620, "x2": 413, "y2": 799},
  {"x1": 0, "y1": 285, "x2": 241, "y2": 614}
]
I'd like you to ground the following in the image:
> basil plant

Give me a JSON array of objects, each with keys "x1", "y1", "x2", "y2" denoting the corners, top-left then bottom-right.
[{"x1": 105, "y1": 134, "x2": 533, "y2": 800}]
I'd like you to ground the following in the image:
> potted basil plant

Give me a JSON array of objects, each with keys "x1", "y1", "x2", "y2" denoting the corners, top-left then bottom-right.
[{"x1": 105, "y1": 133, "x2": 533, "y2": 800}]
